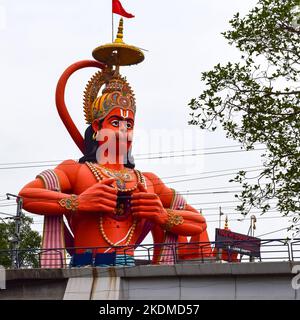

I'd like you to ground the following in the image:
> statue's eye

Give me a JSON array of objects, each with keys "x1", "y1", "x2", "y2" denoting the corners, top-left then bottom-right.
[
  {"x1": 111, "y1": 120, "x2": 119, "y2": 127},
  {"x1": 126, "y1": 122, "x2": 133, "y2": 129}
]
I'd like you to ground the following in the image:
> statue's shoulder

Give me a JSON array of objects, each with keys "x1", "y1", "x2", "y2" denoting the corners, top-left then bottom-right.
[
  {"x1": 53, "y1": 160, "x2": 84, "y2": 188},
  {"x1": 60, "y1": 159, "x2": 78, "y2": 165},
  {"x1": 141, "y1": 171, "x2": 174, "y2": 203},
  {"x1": 55, "y1": 159, "x2": 82, "y2": 174},
  {"x1": 141, "y1": 171, "x2": 166, "y2": 191},
  {"x1": 141, "y1": 171, "x2": 161, "y2": 182}
]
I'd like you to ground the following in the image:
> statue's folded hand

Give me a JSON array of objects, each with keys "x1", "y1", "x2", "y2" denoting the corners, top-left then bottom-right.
[
  {"x1": 131, "y1": 183, "x2": 168, "y2": 225},
  {"x1": 77, "y1": 177, "x2": 118, "y2": 214},
  {"x1": 131, "y1": 183, "x2": 207, "y2": 235}
]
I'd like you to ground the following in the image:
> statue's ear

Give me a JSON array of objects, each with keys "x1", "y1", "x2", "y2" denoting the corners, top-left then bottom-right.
[{"x1": 92, "y1": 119, "x2": 100, "y2": 133}]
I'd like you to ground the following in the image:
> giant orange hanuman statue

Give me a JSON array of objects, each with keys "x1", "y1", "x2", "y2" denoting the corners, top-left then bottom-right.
[{"x1": 19, "y1": 19, "x2": 211, "y2": 267}]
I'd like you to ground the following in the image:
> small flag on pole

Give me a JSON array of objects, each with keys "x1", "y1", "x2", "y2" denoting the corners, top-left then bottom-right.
[{"x1": 112, "y1": 0, "x2": 135, "y2": 18}]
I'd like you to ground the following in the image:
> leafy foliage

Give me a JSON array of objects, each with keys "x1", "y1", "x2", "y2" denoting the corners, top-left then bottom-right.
[
  {"x1": 189, "y1": 0, "x2": 300, "y2": 232},
  {"x1": 0, "y1": 215, "x2": 41, "y2": 268}
]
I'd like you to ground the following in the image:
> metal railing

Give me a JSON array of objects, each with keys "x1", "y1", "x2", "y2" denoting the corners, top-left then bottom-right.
[{"x1": 0, "y1": 238, "x2": 299, "y2": 269}]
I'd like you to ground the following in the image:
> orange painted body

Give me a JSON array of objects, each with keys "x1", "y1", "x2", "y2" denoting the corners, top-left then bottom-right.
[
  {"x1": 19, "y1": 161, "x2": 210, "y2": 256},
  {"x1": 19, "y1": 60, "x2": 211, "y2": 261}
]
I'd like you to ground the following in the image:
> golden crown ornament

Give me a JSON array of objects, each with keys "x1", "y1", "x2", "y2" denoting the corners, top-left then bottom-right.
[{"x1": 83, "y1": 18, "x2": 144, "y2": 124}]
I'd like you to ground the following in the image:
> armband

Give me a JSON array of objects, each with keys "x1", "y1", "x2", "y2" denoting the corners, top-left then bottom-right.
[
  {"x1": 58, "y1": 194, "x2": 78, "y2": 212},
  {"x1": 164, "y1": 209, "x2": 184, "y2": 231}
]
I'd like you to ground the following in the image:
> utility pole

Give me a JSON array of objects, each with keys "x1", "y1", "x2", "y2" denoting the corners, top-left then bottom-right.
[
  {"x1": 246, "y1": 215, "x2": 257, "y2": 237},
  {"x1": 216, "y1": 207, "x2": 225, "y2": 262},
  {"x1": 250, "y1": 215, "x2": 257, "y2": 237},
  {"x1": 219, "y1": 206, "x2": 224, "y2": 229},
  {"x1": 6, "y1": 193, "x2": 23, "y2": 269},
  {"x1": 249, "y1": 215, "x2": 257, "y2": 262}
]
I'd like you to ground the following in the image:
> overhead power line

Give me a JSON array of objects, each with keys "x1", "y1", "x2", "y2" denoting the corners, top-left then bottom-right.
[
  {"x1": 257, "y1": 224, "x2": 300, "y2": 238},
  {"x1": 206, "y1": 215, "x2": 293, "y2": 224},
  {"x1": 0, "y1": 166, "x2": 264, "y2": 199},
  {"x1": 163, "y1": 168, "x2": 262, "y2": 185},
  {"x1": 12, "y1": 212, "x2": 296, "y2": 226},
  {"x1": 194, "y1": 206, "x2": 274, "y2": 211},
  {"x1": 0, "y1": 189, "x2": 255, "y2": 209},
  {"x1": 177, "y1": 184, "x2": 266, "y2": 193},
  {"x1": 0, "y1": 143, "x2": 263, "y2": 167},
  {"x1": 136, "y1": 148, "x2": 266, "y2": 161},
  {"x1": 22, "y1": 209, "x2": 285, "y2": 223},
  {"x1": 0, "y1": 182, "x2": 278, "y2": 211},
  {"x1": 161, "y1": 165, "x2": 262, "y2": 181},
  {"x1": 134, "y1": 144, "x2": 263, "y2": 156},
  {"x1": 0, "y1": 149, "x2": 266, "y2": 170},
  {"x1": 0, "y1": 212, "x2": 15, "y2": 217}
]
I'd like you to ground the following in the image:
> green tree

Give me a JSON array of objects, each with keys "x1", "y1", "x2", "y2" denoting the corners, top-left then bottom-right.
[
  {"x1": 0, "y1": 215, "x2": 41, "y2": 268},
  {"x1": 189, "y1": 0, "x2": 300, "y2": 232}
]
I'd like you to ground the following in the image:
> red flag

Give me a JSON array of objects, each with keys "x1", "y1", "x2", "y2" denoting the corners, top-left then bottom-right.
[{"x1": 112, "y1": 0, "x2": 135, "y2": 18}]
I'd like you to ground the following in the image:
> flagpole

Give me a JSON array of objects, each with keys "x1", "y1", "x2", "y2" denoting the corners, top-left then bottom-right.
[{"x1": 112, "y1": 0, "x2": 114, "y2": 41}]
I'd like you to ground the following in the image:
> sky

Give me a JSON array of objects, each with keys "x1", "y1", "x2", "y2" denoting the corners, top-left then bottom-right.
[{"x1": 0, "y1": 0, "x2": 294, "y2": 250}]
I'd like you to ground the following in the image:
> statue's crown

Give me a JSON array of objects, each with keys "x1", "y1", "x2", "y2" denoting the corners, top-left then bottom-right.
[
  {"x1": 88, "y1": 75, "x2": 136, "y2": 122},
  {"x1": 83, "y1": 18, "x2": 143, "y2": 124}
]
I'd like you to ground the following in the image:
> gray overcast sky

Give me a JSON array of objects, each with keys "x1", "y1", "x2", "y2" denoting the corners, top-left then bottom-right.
[{"x1": 0, "y1": 0, "x2": 292, "y2": 241}]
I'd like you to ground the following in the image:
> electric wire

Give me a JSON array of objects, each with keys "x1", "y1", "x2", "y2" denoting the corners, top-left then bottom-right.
[
  {"x1": 0, "y1": 143, "x2": 264, "y2": 167},
  {"x1": 0, "y1": 148, "x2": 266, "y2": 170},
  {"x1": 257, "y1": 224, "x2": 300, "y2": 238}
]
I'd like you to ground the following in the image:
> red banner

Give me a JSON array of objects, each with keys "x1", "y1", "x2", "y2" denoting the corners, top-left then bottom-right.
[{"x1": 112, "y1": 0, "x2": 134, "y2": 18}]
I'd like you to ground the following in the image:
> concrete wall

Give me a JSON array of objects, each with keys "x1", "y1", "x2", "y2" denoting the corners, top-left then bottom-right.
[{"x1": 0, "y1": 262, "x2": 299, "y2": 300}]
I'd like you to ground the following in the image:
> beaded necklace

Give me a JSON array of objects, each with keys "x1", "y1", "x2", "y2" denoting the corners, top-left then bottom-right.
[
  {"x1": 86, "y1": 161, "x2": 146, "y2": 192},
  {"x1": 96, "y1": 164, "x2": 133, "y2": 190},
  {"x1": 99, "y1": 217, "x2": 137, "y2": 247},
  {"x1": 85, "y1": 161, "x2": 145, "y2": 246}
]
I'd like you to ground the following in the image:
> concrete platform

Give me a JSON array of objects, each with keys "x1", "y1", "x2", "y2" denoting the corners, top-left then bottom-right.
[{"x1": 0, "y1": 261, "x2": 300, "y2": 300}]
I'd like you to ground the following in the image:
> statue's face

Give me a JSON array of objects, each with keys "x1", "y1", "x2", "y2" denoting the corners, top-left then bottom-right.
[
  {"x1": 101, "y1": 108, "x2": 134, "y2": 133},
  {"x1": 92, "y1": 107, "x2": 134, "y2": 161}
]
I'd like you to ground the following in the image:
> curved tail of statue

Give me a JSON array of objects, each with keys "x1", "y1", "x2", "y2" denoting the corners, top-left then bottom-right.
[{"x1": 55, "y1": 60, "x2": 105, "y2": 153}]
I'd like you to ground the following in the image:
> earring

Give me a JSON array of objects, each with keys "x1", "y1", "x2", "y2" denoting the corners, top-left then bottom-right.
[{"x1": 92, "y1": 132, "x2": 97, "y2": 140}]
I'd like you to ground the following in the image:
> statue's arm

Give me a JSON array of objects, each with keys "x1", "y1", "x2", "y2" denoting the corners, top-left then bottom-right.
[
  {"x1": 19, "y1": 160, "x2": 117, "y2": 216},
  {"x1": 18, "y1": 160, "x2": 79, "y2": 216},
  {"x1": 131, "y1": 172, "x2": 207, "y2": 236}
]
